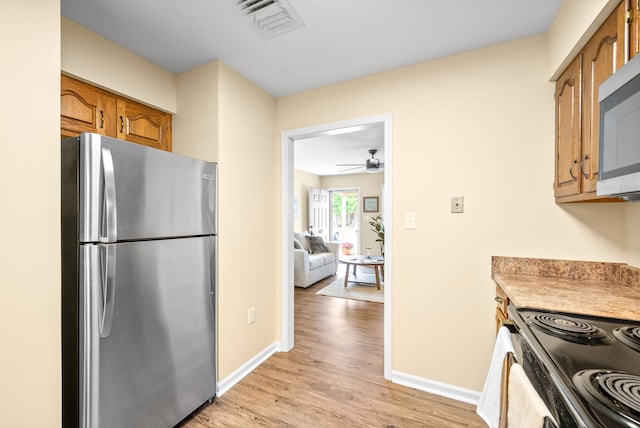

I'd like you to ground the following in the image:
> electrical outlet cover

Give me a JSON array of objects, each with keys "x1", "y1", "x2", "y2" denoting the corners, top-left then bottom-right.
[{"x1": 451, "y1": 196, "x2": 464, "y2": 213}]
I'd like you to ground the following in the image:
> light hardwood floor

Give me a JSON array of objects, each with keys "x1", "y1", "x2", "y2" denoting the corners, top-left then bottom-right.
[{"x1": 181, "y1": 269, "x2": 485, "y2": 427}]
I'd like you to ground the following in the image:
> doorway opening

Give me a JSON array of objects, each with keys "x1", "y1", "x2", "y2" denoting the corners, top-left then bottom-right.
[
  {"x1": 329, "y1": 188, "x2": 360, "y2": 255},
  {"x1": 280, "y1": 113, "x2": 393, "y2": 379}
]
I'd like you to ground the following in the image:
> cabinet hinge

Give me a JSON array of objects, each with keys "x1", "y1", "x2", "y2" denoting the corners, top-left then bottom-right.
[{"x1": 627, "y1": 9, "x2": 633, "y2": 24}]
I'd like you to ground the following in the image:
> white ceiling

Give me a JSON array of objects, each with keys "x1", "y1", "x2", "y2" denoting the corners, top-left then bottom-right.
[
  {"x1": 60, "y1": 0, "x2": 563, "y2": 175},
  {"x1": 294, "y1": 123, "x2": 385, "y2": 176}
]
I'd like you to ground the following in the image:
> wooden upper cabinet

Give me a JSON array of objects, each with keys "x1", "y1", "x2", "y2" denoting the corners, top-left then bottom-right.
[
  {"x1": 60, "y1": 75, "x2": 172, "y2": 151},
  {"x1": 116, "y1": 99, "x2": 172, "y2": 151},
  {"x1": 555, "y1": 56, "x2": 582, "y2": 199},
  {"x1": 581, "y1": 10, "x2": 620, "y2": 195},
  {"x1": 61, "y1": 75, "x2": 116, "y2": 138},
  {"x1": 554, "y1": 2, "x2": 626, "y2": 203}
]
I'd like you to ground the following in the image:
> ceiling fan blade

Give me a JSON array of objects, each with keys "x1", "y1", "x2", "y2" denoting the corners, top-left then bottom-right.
[
  {"x1": 336, "y1": 163, "x2": 365, "y2": 167},
  {"x1": 339, "y1": 165, "x2": 365, "y2": 172}
]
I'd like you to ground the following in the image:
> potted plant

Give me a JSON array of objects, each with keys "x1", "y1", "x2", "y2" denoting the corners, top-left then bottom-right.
[
  {"x1": 368, "y1": 215, "x2": 385, "y2": 257},
  {"x1": 340, "y1": 241, "x2": 353, "y2": 255}
]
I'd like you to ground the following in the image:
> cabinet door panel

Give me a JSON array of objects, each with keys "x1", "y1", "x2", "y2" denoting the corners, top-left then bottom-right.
[
  {"x1": 61, "y1": 76, "x2": 117, "y2": 138},
  {"x1": 581, "y1": 11, "x2": 618, "y2": 194},
  {"x1": 61, "y1": 75, "x2": 102, "y2": 137},
  {"x1": 117, "y1": 99, "x2": 172, "y2": 151},
  {"x1": 555, "y1": 56, "x2": 582, "y2": 198}
]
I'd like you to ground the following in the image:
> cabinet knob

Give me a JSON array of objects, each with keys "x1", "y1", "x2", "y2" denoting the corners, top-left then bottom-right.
[{"x1": 495, "y1": 296, "x2": 504, "y2": 304}]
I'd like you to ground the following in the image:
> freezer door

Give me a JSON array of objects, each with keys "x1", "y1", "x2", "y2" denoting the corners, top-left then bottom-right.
[
  {"x1": 70, "y1": 133, "x2": 216, "y2": 242},
  {"x1": 80, "y1": 237, "x2": 216, "y2": 428}
]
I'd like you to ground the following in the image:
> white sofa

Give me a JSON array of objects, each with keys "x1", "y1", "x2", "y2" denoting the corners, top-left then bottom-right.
[{"x1": 293, "y1": 232, "x2": 339, "y2": 288}]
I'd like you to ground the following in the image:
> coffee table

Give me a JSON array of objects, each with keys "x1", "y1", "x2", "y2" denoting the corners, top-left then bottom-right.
[{"x1": 340, "y1": 256, "x2": 384, "y2": 290}]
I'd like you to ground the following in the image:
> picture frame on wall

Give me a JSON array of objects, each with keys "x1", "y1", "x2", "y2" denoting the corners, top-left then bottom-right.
[{"x1": 363, "y1": 196, "x2": 379, "y2": 212}]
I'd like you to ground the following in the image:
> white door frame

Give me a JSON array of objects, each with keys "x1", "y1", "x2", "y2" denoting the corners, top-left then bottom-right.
[{"x1": 280, "y1": 113, "x2": 393, "y2": 379}]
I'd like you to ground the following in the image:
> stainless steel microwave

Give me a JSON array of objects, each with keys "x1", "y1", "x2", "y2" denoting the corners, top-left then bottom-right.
[{"x1": 598, "y1": 54, "x2": 640, "y2": 200}]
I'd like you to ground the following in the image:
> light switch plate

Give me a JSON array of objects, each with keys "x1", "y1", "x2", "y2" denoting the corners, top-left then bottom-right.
[{"x1": 451, "y1": 196, "x2": 464, "y2": 213}]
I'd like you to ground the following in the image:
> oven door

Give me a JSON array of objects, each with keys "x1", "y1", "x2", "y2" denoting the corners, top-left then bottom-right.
[
  {"x1": 507, "y1": 307, "x2": 582, "y2": 427},
  {"x1": 481, "y1": 319, "x2": 559, "y2": 428}
]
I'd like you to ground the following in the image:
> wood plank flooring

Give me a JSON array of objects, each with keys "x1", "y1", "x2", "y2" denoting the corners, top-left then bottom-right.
[{"x1": 181, "y1": 268, "x2": 485, "y2": 427}]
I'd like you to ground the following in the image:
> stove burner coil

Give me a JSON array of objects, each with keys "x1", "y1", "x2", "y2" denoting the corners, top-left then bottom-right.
[
  {"x1": 529, "y1": 313, "x2": 608, "y2": 344},
  {"x1": 614, "y1": 327, "x2": 640, "y2": 352},
  {"x1": 574, "y1": 370, "x2": 640, "y2": 424}
]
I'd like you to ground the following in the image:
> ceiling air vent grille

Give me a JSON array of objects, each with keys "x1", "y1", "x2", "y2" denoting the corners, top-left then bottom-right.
[{"x1": 229, "y1": 0, "x2": 305, "y2": 40}]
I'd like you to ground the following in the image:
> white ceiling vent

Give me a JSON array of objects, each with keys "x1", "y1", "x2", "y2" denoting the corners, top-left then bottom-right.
[{"x1": 228, "y1": 0, "x2": 305, "y2": 40}]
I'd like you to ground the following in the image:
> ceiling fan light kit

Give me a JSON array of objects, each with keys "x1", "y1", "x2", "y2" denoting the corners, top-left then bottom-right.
[{"x1": 366, "y1": 158, "x2": 380, "y2": 173}]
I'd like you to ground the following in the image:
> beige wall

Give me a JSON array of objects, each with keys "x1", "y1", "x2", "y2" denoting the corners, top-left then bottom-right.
[
  {"x1": 1, "y1": 1, "x2": 61, "y2": 426},
  {"x1": 320, "y1": 173, "x2": 385, "y2": 256},
  {"x1": 626, "y1": 204, "x2": 640, "y2": 266},
  {"x1": 216, "y1": 63, "x2": 278, "y2": 379},
  {"x1": 174, "y1": 61, "x2": 220, "y2": 161},
  {"x1": 276, "y1": 34, "x2": 631, "y2": 391},
  {"x1": 61, "y1": 17, "x2": 176, "y2": 113}
]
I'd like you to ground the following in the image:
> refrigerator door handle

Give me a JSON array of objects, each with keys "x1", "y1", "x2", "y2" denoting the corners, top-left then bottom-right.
[
  {"x1": 81, "y1": 245, "x2": 101, "y2": 428},
  {"x1": 100, "y1": 244, "x2": 116, "y2": 338},
  {"x1": 100, "y1": 147, "x2": 118, "y2": 243}
]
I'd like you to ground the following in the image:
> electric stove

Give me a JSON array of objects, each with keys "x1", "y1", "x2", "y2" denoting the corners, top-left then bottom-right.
[{"x1": 508, "y1": 306, "x2": 640, "y2": 427}]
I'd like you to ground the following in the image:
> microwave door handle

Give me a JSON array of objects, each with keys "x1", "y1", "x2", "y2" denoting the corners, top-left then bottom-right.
[
  {"x1": 100, "y1": 148, "x2": 117, "y2": 243},
  {"x1": 100, "y1": 244, "x2": 116, "y2": 338}
]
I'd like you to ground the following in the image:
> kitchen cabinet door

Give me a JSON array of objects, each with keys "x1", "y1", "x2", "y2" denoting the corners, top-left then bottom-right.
[
  {"x1": 554, "y1": 2, "x2": 625, "y2": 203},
  {"x1": 61, "y1": 75, "x2": 172, "y2": 151},
  {"x1": 580, "y1": 10, "x2": 620, "y2": 195},
  {"x1": 117, "y1": 99, "x2": 172, "y2": 151},
  {"x1": 61, "y1": 75, "x2": 116, "y2": 138},
  {"x1": 624, "y1": 0, "x2": 639, "y2": 61},
  {"x1": 554, "y1": 55, "x2": 582, "y2": 199}
]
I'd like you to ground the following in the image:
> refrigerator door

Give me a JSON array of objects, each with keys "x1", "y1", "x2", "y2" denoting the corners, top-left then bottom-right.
[
  {"x1": 70, "y1": 133, "x2": 217, "y2": 243},
  {"x1": 80, "y1": 236, "x2": 216, "y2": 428}
]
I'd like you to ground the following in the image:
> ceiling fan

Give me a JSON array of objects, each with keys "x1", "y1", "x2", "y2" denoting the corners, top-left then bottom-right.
[{"x1": 337, "y1": 149, "x2": 384, "y2": 173}]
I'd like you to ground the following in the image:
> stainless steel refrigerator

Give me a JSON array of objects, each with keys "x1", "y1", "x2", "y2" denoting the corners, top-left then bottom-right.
[{"x1": 61, "y1": 133, "x2": 217, "y2": 428}]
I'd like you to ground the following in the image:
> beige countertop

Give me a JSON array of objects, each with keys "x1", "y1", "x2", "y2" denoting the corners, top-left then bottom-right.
[{"x1": 492, "y1": 256, "x2": 640, "y2": 321}]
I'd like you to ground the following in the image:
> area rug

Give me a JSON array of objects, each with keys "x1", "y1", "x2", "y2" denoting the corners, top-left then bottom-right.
[{"x1": 316, "y1": 276, "x2": 384, "y2": 303}]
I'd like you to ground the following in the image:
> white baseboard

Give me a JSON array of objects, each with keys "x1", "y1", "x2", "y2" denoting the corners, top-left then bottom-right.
[
  {"x1": 216, "y1": 341, "x2": 281, "y2": 396},
  {"x1": 392, "y1": 370, "x2": 481, "y2": 406}
]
